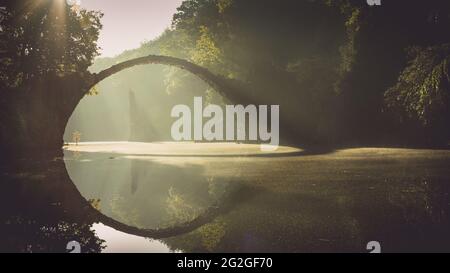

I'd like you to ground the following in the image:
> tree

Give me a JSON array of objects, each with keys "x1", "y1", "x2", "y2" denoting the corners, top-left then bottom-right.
[
  {"x1": 333, "y1": 0, "x2": 450, "y2": 144},
  {"x1": 385, "y1": 44, "x2": 450, "y2": 145},
  {"x1": 165, "y1": 0, "x2": 347, "y2": 145},
  {"x1": 0, "y1": 0, "x2": 102, "y2": 156},
  {"x1": 0, "y1": 0, "x2": 102, "y2": 88}
]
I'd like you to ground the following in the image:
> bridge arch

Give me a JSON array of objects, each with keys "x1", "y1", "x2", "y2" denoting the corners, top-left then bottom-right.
[
  {"x1": 63, "y1": 55, "x2": 244, "y2": 239},
  {"x1": 87, "y1": 55, "x2": 239, "y2": 102}
]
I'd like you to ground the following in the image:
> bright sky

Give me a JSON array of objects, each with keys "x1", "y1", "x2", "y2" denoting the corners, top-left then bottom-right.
[{"x1": 78, "y1": 0, "x2": 184, "y2": 57}]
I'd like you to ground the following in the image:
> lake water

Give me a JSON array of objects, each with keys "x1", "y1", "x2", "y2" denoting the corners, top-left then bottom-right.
[{"x1": 2, "y1": 142, "x2": 450, "y2": 252}]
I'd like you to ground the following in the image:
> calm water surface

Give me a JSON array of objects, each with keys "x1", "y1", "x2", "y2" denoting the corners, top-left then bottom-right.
[{"x1": 2, "y1": 142, "x2": 450, "y2": 252}]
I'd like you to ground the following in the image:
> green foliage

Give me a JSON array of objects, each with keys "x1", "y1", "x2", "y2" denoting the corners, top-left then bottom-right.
[
  {"x1": 83, "y1": 0, "x2": 450, "y2": 145},
  {"x1": 1, "y1": 0, "x2": 449, "y2": 149},
  {"x1": 385, "y1": 44, "x2": 450, "y2": 138},
  {"x1": 159, "y1": 0, "x2": 348, "y2": 143},
  {"x1": 0, "y1": 0, "x2": 102, "y2": 88},
  {"x1": 87, "y1": 84, "x2": 99, "y2": 96},
  {"x1": 337, "y1": 7, "x2": 360, "y2": 77},
  {"x1": 191, "y1": 26, "x2": 223, "y2": 66},
  {"x1": 331, "y1": 0, "x2": 450, "y2": 143}
]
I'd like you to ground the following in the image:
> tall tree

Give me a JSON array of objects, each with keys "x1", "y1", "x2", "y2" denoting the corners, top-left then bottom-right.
[{"x1": 0, "y1": 0, "x2": 102, "y2": 156}]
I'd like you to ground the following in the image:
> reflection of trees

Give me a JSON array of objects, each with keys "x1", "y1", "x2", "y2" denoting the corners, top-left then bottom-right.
[
  {"x1": 2, "y1": 219, "x2": 103, "y2": 253},
  {"x1": 64, "y1": 156, "x2": 241, "y2": 239},
  {"x1": 88, "y1": 198, "x2": 101, "y2": 211},
  {"x1": 163, "y1": 218, "x2": 227, "y2": 253},
  {"x1": 379, "y1": 175, "x2": 450, "y2": 251},
  {"x1": 387, "y1": 177, "x2": 450, "y2": 225},
  {"x1": 104, "y1": 159, "x2": 233, "y2": 231},
  {"x1": 166, "y1": 186, "x2": 201, "y2": 223},
  {"x1": 0, "y1": 160, "x2": 105, "y2": 253},
  {"x1": 161, "y1": 186, "x2": 363, "y2": 252},
  {"x1": 163, "y1": 175, "x2": 234, "y2": 233},
  {"x1": 161, "y1": 173, "x2": 450, "y2": 252},
  {"x1": 159, "y1": 174, "x2": 232, "y2": 252},
  {"x1": 109, "y1": 194, "x2": 141, "y2": 228},
  {"x1": 164, "y1": 176, "x2": 231, "y2": 228},
  {"x1": 207, "y1": 176, "x2": 229, "y2": 200}
]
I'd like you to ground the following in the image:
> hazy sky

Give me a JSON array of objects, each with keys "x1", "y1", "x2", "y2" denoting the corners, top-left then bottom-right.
[{"x1": 79, "y1": 0, "x2": 184, "y2": 57}]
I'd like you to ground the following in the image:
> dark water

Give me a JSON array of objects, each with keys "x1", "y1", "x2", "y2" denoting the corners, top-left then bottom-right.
[{"x1": 1, "y1": 143, "x2": 450, "y2": 252}]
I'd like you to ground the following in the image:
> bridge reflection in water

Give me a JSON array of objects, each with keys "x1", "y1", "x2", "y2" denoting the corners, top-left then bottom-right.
[{"x1": 2, "y1": 142, "x2": 450, "y2": 252}]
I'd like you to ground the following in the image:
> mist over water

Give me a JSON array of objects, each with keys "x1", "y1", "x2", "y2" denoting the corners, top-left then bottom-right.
[{"x1": 63, "y1": 142, "x2": 450, "y2": 252}]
